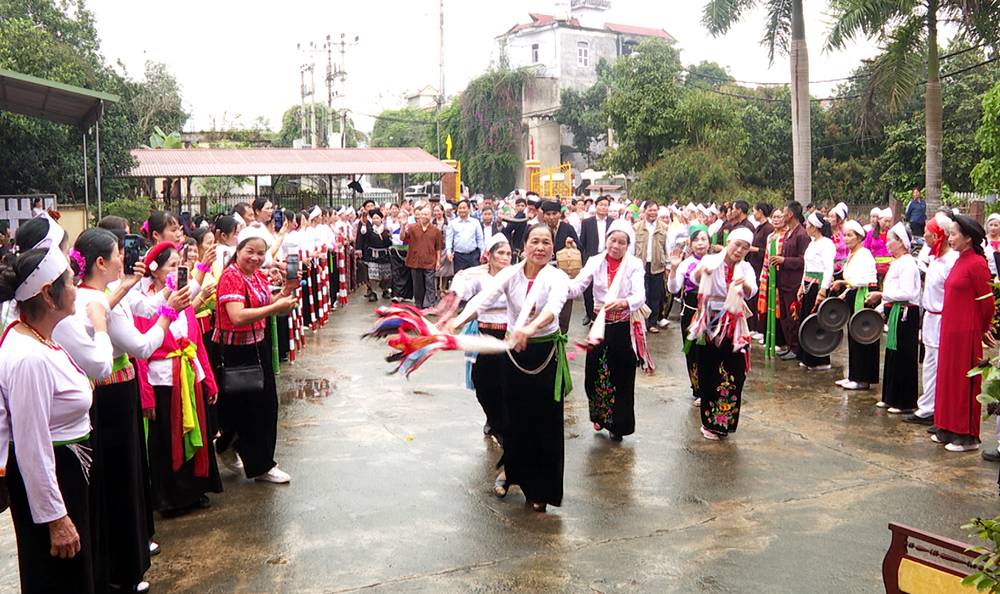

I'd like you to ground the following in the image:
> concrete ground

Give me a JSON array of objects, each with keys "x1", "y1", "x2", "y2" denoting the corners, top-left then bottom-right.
[{"x1": 2, "y1": 299, "x2": 999, "y2": 594}]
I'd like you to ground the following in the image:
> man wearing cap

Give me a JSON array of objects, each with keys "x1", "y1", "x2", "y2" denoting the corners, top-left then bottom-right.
[
  {"x1": 770, "y1": 201, "x2": 810, "y2": 360},
  {"x1": 633, "y1": 201, "x2": 669, "y2": 333},
  {"x1": 542, "y1": 200, "x2": 580, "y2": 332},
  {"x1": 579, "y1": 196, "x2": 613, "y2": 325},
  {"x1": 445, "y1": 199, "x2": 485, "y2": 274}
]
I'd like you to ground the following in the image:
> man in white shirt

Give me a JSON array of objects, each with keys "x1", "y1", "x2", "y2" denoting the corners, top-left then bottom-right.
[{"x1": 578, "y1": 196, "x2": 613, "y2": 325}]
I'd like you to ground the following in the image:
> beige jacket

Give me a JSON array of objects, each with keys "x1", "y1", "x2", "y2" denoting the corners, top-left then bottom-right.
[{"x1": 632, "y1": 220, "x2": 669, "y2": 274}]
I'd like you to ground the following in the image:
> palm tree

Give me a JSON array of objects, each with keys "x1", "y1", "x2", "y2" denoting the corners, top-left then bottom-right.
[
  {"x1": 703, "y1": 0, "x2": 812, "y2": 207},
  {"x1": 826, "y1": 0, "x2": 998, "y2": 212}
]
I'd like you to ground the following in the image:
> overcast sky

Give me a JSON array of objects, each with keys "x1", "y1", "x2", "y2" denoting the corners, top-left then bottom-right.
[{"x1": 86, "y1": 0, "x2": 898, "y2": 135}]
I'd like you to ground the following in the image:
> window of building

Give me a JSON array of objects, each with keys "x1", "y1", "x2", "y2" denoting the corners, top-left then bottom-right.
[
  {"x1": 577, "y1": 42, "x2": 589, "y2": 67},
  {"x1": 532, "y1": 44, "x2": 539, "y2": 63}
]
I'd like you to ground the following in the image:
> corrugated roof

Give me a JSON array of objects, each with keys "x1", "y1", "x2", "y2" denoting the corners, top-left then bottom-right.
[
  {"x1": 603, "y1": 22, "x2": 675, "y2": 41},
  {"x1": 123, "y1": 147, "x2": 457, "y2": 178},
  {"x1": 0, "y1": 68, "x2": 119, "y2": 131}
]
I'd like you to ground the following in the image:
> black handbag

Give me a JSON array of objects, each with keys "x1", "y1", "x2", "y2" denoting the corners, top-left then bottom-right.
[{"x1": 221, "y1": 284, "x2": 265, "y2": 396}]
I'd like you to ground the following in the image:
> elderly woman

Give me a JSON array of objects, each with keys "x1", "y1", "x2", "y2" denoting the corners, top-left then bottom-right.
[
  {"x1": 933, "y1": 215, "x2": 995, "y2": 452},
  {"x1": 477, "y1": 224, "x2": 571, "y2": 512},
  {"x1": 688, "y1": 228, "x2": 757, "y2": 440},
  {"x1": 797, "y1": 213, "x2": 836, "y2": 370},
  {"x1": 832, "y1": 221, "x2": 879, "y2": 390},
  {"x1": 567, "y1": 219, "x2": 648, "y2": 441},
  {"x1": 867, "y1": 223, "x2": 922, "y2": 413},
  {"x1": 0, "y1": 245, "x2": 97, "y2": 593},
  {"x1": 669, "y1": 224, "x2": 711, "y2": 403}
]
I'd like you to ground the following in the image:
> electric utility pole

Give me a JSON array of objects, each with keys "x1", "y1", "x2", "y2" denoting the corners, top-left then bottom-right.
[{"x1": 331, "y1": 33, "x2": 360, "y2": 148}]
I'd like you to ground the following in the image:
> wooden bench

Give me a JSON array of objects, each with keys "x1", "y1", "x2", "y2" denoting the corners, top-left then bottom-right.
[{"x1": 883, "y1": 522, "x2": 981, "y2": 593}]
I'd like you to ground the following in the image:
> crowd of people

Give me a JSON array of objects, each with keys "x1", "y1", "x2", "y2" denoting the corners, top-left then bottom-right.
[{"x1": 0, "y1": 184, "x2": 997, "y2": 592}]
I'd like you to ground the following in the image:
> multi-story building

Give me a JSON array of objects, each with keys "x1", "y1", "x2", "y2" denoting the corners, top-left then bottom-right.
[{"x1": 497, "y1": 0, "x2": 674, "y2": 187}]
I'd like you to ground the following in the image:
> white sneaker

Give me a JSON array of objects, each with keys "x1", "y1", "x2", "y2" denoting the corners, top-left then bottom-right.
[
  {"x1": 945, "y1": 442, "x2": 979, "y2": 452},
  {"x1": 841, "y1": 381, "x2": 870, "y2": 390},
  {"x1": 218, "y1": 449, "x2": 244, "y2": 473},
  {"x1": 657, "y1": 318, "x2": 669, "y2": 328},
  {"x1": 875, "y1": 401, "x2": 889, "y2": 408},
  {"x1": 692, "y1": 397, "x2": 701, "y2": 406},
  {"x1": 750, "y1": 332, "x2": 764, "y2": 341},
  {"x1": 835, "y1": 378, "x2": 850, "y2": 386},
  {"x1": 807, "y1": 364, "x2": 832, "y2": 371},
  {"x1": 255, "y1": 465, "x2": 291, "y2": 484}
]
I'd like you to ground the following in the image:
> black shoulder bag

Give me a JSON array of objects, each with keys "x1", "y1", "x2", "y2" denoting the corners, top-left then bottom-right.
[{"x1": 221, "y1": 282, "x2": 265, "y2": 396}]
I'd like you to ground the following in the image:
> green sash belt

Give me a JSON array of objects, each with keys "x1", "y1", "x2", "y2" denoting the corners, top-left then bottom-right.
[
  {"x1": 885, "y1": 302, "x2": 913, "y2": 351},
  {"x1": 804, "y1": 271, "x2": 823, "y2": 282},
  {"x1": 53, "y1": 433, "x2": 90, "y2": 447},
  {"x1": 111, "y1": 353, "x2": 131, "y2": 373},
  {"x1": 528, "y1": 332, "x2": 573, "y2": 403},
  {"x1": 853, "y1": 286, "x2": 869, "y2": 312}
]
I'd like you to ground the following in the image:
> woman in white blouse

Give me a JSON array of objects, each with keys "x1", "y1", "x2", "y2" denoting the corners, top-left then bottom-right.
[
  {"x1": 797, "y1": 213, "x2": 836, "y2": 370},
  {"x1": 480, "y1": 224, "x2": 571, "y2": 512},
  {"x1": 866, "y1": 223, "x2": 922, "y2": 412},
  {"x1": 830, "y1": 220, "x2": 879, "y2": 390},
  {"x1": 449, "y1": 234, "x2": 512, "y2": 451},
  {"x1": 567, "y1": 219, "x2": 647, "y2": 441},
  {"x1": 689, "y1": 229, "x2": 758, "y2": 440},
  {"x1": 0, "y1": 245, "x2": 96, "y2": 593},
  {"x1": 70, "y1": 229, "x2": 192, "y2": 593},
  {"x1": 668, "y1": 224, "x2": 712, "y2": 404}
]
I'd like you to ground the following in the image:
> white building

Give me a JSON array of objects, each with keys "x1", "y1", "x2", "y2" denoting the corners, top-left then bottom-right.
[
  {"x1": 497, "y1": 0, "x2": 674, "y2": 185},
  {"x1": 406, "y1": 85, "x2": 439, "y2": 112}
]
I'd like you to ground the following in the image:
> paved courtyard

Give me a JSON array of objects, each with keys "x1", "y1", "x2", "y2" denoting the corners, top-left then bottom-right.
[{"x1": 2, "y1": 300, "x2": 998, "y2": 593}]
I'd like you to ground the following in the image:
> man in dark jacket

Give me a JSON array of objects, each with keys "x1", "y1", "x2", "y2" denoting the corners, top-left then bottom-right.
[
  {"x1": 542, "y1": 200, "x2": 580, "y2": 333},
  {"x1": 578, "y1": 195, "x2": 612, "y2": 325},
  {"x1": 770, "y1": 201, "x2": 810, "y2": 361}
]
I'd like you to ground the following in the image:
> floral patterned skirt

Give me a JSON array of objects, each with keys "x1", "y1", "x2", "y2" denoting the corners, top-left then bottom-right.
[
  {"x1": 697, "y1": 337, "x2": 746, "y2": 436},
  {"x1": 584, "y1": 320, "x2": 637, "y2": 437}
]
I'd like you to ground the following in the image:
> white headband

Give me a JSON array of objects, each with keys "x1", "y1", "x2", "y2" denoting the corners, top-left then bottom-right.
[
  {"x1": 14, "y1": 245, "x2": 70, "y2": 302},
  {"x1": 727, "y1": 227, "x2": 754, "y2": 246},
  {"x1": 987, "y1": 213, "x2": 1000, "y2": 225},
  {"x1": 485, "y1": 232, "x2": 509, "y2": 252},
  {"x1": 606, "y1": 218, "x2": 634, "y2": 243},
  {"x1": 844, "y1": 220, "x2": 866, "y2": 239},
  {"x1": 31, "y1": 216, "x2": 65, "y2": 251},
  {"x1": 232, "y1": 212, "x2": 245, "y2": 226},
  {"x1": 881, "y1": 208, "x2": 893, "y2": 219},
  {"x1": 807, "y1": 212, "x2": 824, "y2": 229},
  {"x1": 890, "y1": 222, "x2": 911, "y2": 251},
  {"x1": 309, "y1": 206, "x2": 322, "y2": 221}
]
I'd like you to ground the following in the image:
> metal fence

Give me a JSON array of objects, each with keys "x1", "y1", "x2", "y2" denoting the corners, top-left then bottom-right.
[{"x1": 195, "y1": 190, "x2": 399, "y2": 216}]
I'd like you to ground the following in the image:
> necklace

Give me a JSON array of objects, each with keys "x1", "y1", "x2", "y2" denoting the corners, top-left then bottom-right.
[{"x1": 20, "y1": 321, "x2": 58, "y2": 350}]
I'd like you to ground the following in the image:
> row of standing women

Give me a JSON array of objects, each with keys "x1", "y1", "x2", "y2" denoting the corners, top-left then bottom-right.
[{"x1": 0, "y1": 207, "x2": 301, "y2": 594}]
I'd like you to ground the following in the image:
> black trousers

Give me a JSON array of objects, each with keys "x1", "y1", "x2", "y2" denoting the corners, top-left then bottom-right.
[
  {"x1": 216, "y1": 339, "x2": 279, "y2": 478},
  {"x1": 644, "y1": 264, "x2": 664, "y2": 328},
  {"x1": 411, "y1": 267, "x2": 436, "y2": 309},
  {"x1": 453, "y1": 250, "x2": 481, "y2": 273},
  {"x1": 390, "y1": 248, "x2": 413, "y2": 300}
]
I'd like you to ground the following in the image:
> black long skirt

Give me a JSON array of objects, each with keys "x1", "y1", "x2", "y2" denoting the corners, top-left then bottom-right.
[
  {"x1": 148, "y1": 386, "x2": 223, "y2": 512},
  {"x1": 471, "y1": 326, "x2": 506, "y2": 442},
  {"x1": 93, "y1": 379, "x2": 151, "y2": 587},
  {"x1": 216, "y1": 339, "x2": 279, "y2": 478},
  {"x1": 390, "y1": 248, "x2": 413, "y2": 300},
  {"x1": 584, "y1": 320, "x2": 637, "y2": 437},
  {"x1": 846, "y1": 289, "x2": 880, "y2": 384},
  {"x1": 681, "y1": 291, "x2": 699, "y2": 398},
  {"x1": 882, "y1": 305, "x2": 920, "y2": 409},
  {"x1": 697, "y1": 337, "x2": 747, "y2": 436},
  {"x1": 799, "y1": 283, "x2": 831, "y2": 367},
  {"x1": 500, "y1": 340, "x2": 564, "y2": 507},
  {"x1": 7, "y1": 442, "x2": 95, "y2": 594}
]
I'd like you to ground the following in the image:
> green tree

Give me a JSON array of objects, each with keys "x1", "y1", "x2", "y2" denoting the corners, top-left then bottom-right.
[
  {"x1": 685, "y1": 60, "x2": 735, "y2": 90},
  {"x1": 124, "y1": 60, "x2": 188, "y2": 141},
  {"x1": 972, "y1": 81, "x2": 1000, "y2": 194},
  {"x1": 703, "y1": 0, "x2": 814, "y2": 206},
  {"x1": 825, "y1": 0, "x2": 999, "y2": 212},
  {"x1": 554, "y1": 58, "x2": 613, "y2": 166},
  {"x1": 370, "y1": 107, "x2": 434, "y2": 189},
  {"x1": 601, "y1": 38, "x2": 684, "y2": 174},
  {"x1": 0, "y1": 2, "x2": 140, "y2": 201},
  {"x1": 632, "y1": 145, "x2": 741, "y2": 204},
  {"x1": 273, "y1": 103, "x2": 363, "y2": 148}
]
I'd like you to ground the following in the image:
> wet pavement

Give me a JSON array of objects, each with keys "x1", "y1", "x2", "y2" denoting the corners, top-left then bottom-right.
[{"x1": 2, "y1": 300, "x2": 1000, "y2": 593}]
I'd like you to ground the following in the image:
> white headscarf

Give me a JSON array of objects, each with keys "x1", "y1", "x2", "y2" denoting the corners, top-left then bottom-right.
[{"x1": 889, "y1": 222, "x2": 911, "y2": 251}]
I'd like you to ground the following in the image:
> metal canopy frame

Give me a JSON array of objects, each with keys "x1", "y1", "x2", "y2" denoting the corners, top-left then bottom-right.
[{"x1": 0, "y1": 68, "x2": 120, "y2": 220}]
